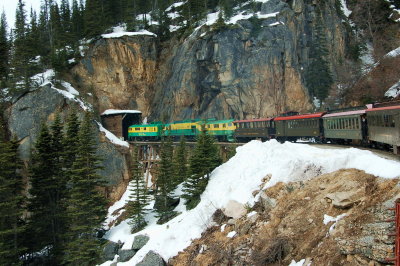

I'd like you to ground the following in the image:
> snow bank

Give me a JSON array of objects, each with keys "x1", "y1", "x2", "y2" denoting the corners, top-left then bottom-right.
[
  {"x1": 96, "y1": 122, "x2": 129, "y2": 148},
  {"x1": 102, "y1": 140, "x2": 400, "y2": 265}
]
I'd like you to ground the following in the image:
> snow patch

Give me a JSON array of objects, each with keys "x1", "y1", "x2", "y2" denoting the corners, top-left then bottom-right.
[
  {"x1": 31, "y1": 70, "x2": 90, "y2": 111},
  {"x1": 289, "y1": 259, "x2": 306, "y2": 266},
  {"x1": 324, "y1": 213, "x2": 347, "y2": 233},
  {"x1": 340, "y1": 0, "x2": 352, "y2": 17},
  {"x1": 385, "y1": 79, "x2": 400, "y2": 98},
  {"x1": 166, "y1": 1, "x2": 186, "y2": 12},
  {"x1": 96, "y1": 122, "x2": 129, "y2": 148},
  {"x1": 384, "y1": 46, "x2": 400, "y2": 58},
  {"x1": 227, "y1": 231, "x2": 237, "y2": 238}
]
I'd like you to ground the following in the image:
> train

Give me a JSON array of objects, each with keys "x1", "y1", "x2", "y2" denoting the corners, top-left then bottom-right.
[{"x1": 128, "y1": 102, "x2": 400, "y2": 154}]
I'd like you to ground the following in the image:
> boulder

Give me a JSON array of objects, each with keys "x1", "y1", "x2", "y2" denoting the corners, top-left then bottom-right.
[
  {"x1": 212, "y1": 208, "x2": 230, "y2": 224},
  {"x1": 325, "y1": 189, "x2": 364, "y2": 209},
  {"x1": 131, "y1": 235, "x2": 150, "y2": 250},
  {"x1": 136, "y1": 250, "x2": 165, "y2": 266},
  {"x1": 117, "y1": 249, "x2": 136, "y2": 262},
  {"x1": 102, "y1": 241, "x2": 122, "y2": 261},
  {"x1": 259, "y1": 191, "x2": 277, "y2": 212},
  {"x1": 223, "y1": 200, "x2": 246, "y2": 219}
]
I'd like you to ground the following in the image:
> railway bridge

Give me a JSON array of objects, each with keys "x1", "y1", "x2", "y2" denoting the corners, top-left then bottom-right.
[{"x1": 127, "y1": 141, "x2": 243, "y2": 189}]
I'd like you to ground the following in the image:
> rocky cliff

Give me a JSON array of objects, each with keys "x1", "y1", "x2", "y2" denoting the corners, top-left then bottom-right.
[
  {"x1": 6, "y1": 84, "x2": 130, "y2": 201},
  {"x1": 72, "y1": 0, "x2": 348, "y2": 121}
]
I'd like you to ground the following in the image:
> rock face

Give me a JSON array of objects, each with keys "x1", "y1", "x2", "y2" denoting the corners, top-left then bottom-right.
[
  {"x1": 6, "y1": 85, "x2": 130, "y2": 201},
  {"x1": 72, "y1": 35, "x2": 157, "y2": 115},
  {"x1": 72, "y1": 0, "x2": 348, "y2": 121}
]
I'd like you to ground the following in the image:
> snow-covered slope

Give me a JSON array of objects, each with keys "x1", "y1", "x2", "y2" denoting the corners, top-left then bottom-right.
[{"x1": 101, "y1": 140, "x2": 400, "y2": 265}]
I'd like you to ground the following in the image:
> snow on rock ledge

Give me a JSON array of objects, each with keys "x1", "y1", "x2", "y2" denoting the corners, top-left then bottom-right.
[
  {"x1": 97, "y1": 122, "x2": 129, "y2": 148},
  {"x1": 101, "y1": 30, "x2": 157, "y2": 39}
]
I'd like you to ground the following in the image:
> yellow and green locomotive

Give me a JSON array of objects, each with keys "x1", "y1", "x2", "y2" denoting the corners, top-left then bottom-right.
[{"x1": 128, "y1": 119, "x2": 236, "y2": 141}]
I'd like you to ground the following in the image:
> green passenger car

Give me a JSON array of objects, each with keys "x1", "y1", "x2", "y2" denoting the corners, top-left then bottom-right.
[
  {"x1": 366, "y1": 105, "x2": 400, "y2": 153},
  {"x1": 233, "y1": 118, "x2": 275, "y2": 142},
  {"x1": 275, "y1": 112, "x2": 325, "y2": 142},
  {"x1": 322, "y1": 109, "x2": 366, "y2": 144},
  {"x1": 128, "y1": 122, "x2": 163, "y2": 140}
]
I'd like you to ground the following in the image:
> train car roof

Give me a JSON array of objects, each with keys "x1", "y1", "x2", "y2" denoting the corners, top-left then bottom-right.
[
  {"x1": 207, "y1": 119, "x2": 234, "y2": 124},
  {"x1": 129, "y1": 123, "x2": 162, "y2": 127},
  {"x1": 323, "y1": 109, "x2": 367, "y2": 118},
  {"x1": 366, "y1": 105, "x2": 400, "y2": 112},
  {"x1": 274, "y1": 112, "x2": 325, "y2": 121},
  {"x1": 233, "y1": 117, "x2": 273, "y2": 123}
]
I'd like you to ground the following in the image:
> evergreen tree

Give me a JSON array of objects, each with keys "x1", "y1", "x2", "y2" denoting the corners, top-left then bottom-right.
[
  {"x1": 0, "y1": 12, "x2": 9, "y2": 89},
  {"x1": 0, "y1": 138, "x2": 26, "y2": 265},
  {"x1": 126, "y1": 145, "x2": 150, "y2": 233},
  {"x1": 26, "y1": 123, "x2": 60, "y2": 259},
  {"x1": 11, "y1": 0, "x2": 32, "y2": 92},
  {"x1": 155, "y1": 136, "x2": 176, "y2": 223},
  {"x1": 305, "y1": 9, "x2": 333, "y2": 104},
  {"x1": 71, "y1": 0, "x2": 84, "y2": 54},
  {"x1": 63, "y1": 112, "x2": 107, "y2": 265},
  {"x1": 84, "y1": 0, "x2": 105, "y2": 37},
  {"x1": 219, "y1": 0, "x2": 233, "y2": 20},
  {"x1": 60, "y1": 0, "x2": 72, "y2": 46},
  {"x1": 172, "y1": 135, "x2": 188, "y2": 186},
  {"x1": 182, "y1": 124, "x2": 221, "y2": 210},
  {"x1": 62, "y1": 110, "x2": 80, "y2": 173}
]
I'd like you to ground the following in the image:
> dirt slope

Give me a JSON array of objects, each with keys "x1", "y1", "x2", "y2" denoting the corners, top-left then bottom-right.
[{"x1": 169, "y1": 169, "x2": 400, "y2": 266}]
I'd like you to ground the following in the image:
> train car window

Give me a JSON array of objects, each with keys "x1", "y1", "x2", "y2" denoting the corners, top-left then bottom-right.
[
  {"x1": 223, "y1": 123, "x2": 226, "y2": 128},
  {"x1": 228, "y1": 123, "x2": 232, "y2": 127},
  {"x1": 135, "y1": 128, "x2": 140, "y2": 131}
]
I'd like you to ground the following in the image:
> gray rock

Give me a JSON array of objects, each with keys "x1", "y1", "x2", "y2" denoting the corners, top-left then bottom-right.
[
  {"x1": 136, "y1": 250, "x2": 165, "y2": 266},
  {"x1": 102, "y1": 241, "x2": 121, "y2": 261},
  {"x1": 131, "y1": 235, "x2": 150, "y2": 250},
  {"x1": 260, "y1": 0, "x2": 289, "y2": 14},
  {"x1": 6, "y1": 84, "x2": 130, "y2": 188},
  {"x1": 117, "y1": 249, "x2": 136, "y2": 262}
]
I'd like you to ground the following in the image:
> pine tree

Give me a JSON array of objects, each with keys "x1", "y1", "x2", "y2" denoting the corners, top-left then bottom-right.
[
  {"x1": 155, "y1": 136, "x2": 176, "y2": 223},
  {"x1": 60, "y1": 0, "x2": 72, "y2": 46},
  {"x1": 126, "y1": 145, "x2": 150, "y2": 233},
  {"x1": 11, "y1": 0, "x2": 32, "y2": 92},
  {"x1": 84, "y1": 0, "x2": 105, "y2": 37},
  {"x1": 182, "y1": 124, "x2": 221, "y2": 210},
  {"x1": 0, "y1": 12, "x2": 9, "y2": 89},
  {"x1": 26, "y1": 123, "x2": 60, "y2": 259},
  {"x1": 305, "y1": 9, "x2": 333, "y2": 104},
  {"x1": 219, "y1": 0, "x2": 233, "y2": 20},
  {"x1": 63, "y1": 110, "x2": 80, "y2": 174},
  {"x1": 63, "y1": 112, "x2": 107, "y2": 265},
  {"x1": 0, "y1": 138, "x2": 26, "y2": 265},
  {"x1": 172, "y1": 135, "x2": 188, "y2": 186}
]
